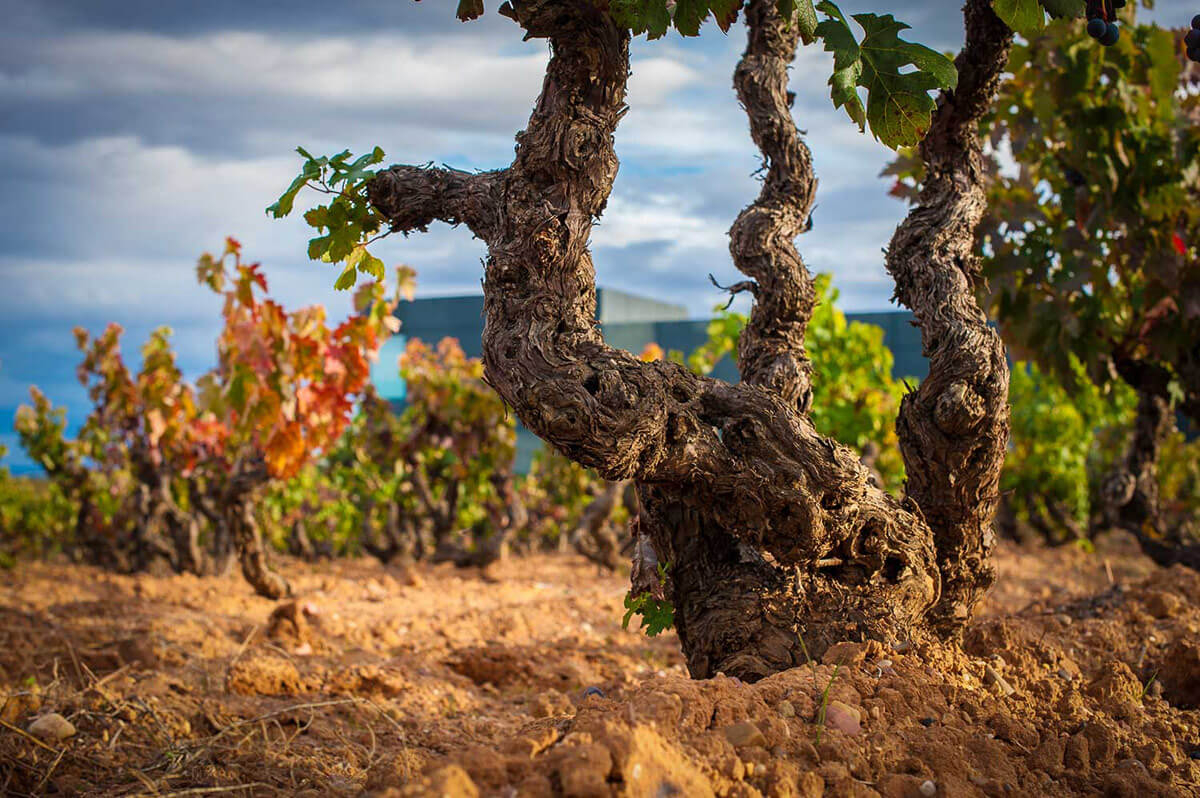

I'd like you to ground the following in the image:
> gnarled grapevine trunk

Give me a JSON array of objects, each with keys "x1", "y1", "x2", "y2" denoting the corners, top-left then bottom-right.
[
  {"x1": 200, "y1": 455, "x2": 290, "y2": 599},
  {"x1": 1101, "y1": 391, "x2": 1200, "y2": 570},
  {"x1": 230, "y1": 498, "x2": 289, "y2": 599},
  {"x1": 367, "y1": 0, "x2": 1011, "y2": 679},
  {"x1": 885, "y1": 0, "x2": 1014, "y2": 633}
]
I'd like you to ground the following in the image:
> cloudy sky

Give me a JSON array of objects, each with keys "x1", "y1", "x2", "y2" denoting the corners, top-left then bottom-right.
[{"x1": 0, "y1": 1, "x2": 1191, "y2": 472}]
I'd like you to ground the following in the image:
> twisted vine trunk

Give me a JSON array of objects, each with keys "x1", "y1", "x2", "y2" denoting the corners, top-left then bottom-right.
[
  {"x1": 200, "y1": 456, "x2": 290, "y2": 599},
  {"x1": 1101, "y1": 391, "x2": 1200, "y2": 570},
  {"x1": 230, "y1": 495, "x2": 290, "y2": 599},
  {"x1": 367, "y1": 0, "x2": 1011, "y2": 679},
  {"x1": 885, "y1": 0, "x2": 1014, "y2": 633}
]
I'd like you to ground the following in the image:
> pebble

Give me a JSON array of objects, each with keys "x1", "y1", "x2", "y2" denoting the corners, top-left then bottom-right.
[
  {"x1": 28, "y1": 713, "x2": 75, "y2": 742},
  {"x1": 724, "y1": 721, "x2": 766, "y2": 748},
  {"x1": 778, "y1": 700, "x2": 796, "y2": 718},
  {"x1": 365, "y1": 580, "x2": 387, "y2": 602},
  {"x1": 919, "y1": 779, "x2": 937, "y2": 796},
  {"x1": 824, "y1": 701, "x2": 862, "y2": 736}
]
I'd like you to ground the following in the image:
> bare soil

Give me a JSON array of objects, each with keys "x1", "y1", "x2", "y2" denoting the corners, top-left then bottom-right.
[{"x1": 1, "y1": 534, "x2": 1198, "y2": 797}]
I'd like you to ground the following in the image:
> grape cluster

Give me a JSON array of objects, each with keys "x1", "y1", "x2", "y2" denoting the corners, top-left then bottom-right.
[
  {"x1": 1086, "y1": 0, "x2": 1124, "y2": 47},
  {"x1": 1187, "y1": 15, "x2": 1200, "y2": 63}
]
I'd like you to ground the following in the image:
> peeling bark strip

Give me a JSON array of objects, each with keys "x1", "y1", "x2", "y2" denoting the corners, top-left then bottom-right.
[
  {"x1": 367, "y1": 0, "x2": 1007, "y2": 679},
  {"x1": 729, "y1": 0, "x2": 818, "y2": 413}
]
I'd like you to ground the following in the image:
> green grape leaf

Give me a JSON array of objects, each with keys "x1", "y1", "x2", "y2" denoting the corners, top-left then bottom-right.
[
  {"x1": 610, "y1": 0, "x2": 672, "y2": 39},
  {"x1": 621, "y1": 592, "x2": 675, "y2": 637},
  {"x1": 992, "y1": 0, "x2": 1045, "y2": 34},
  {"x1": 673, "y1": 0, "x2": 711, "y2": 36},
  {"x1": 334, "y1": 264, "x2": 358, "y2": 291},
  {"x1": 815, "y1": 3, "x2": 957, "y2": 149},
  {"x1": 784, "y1": 0, "x2": 820, "y2": 44}
]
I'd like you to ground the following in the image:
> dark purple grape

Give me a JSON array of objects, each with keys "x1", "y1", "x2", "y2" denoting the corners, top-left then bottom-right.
[
  {"x1": 1087, "y1": 17, "x2": 1107, "y2": 39},
  {"x1": 1100, "y1": 22, "x2": 1120, "y2": 46},
  {"x1": 1189, "y1": 45, "x2": 1200, "y2": 63},
  {"x1": 1188, "y1": 29, "x2": 1200, "y2": 47},
  {"x1": 1193, "y1": 14, "x2": 1200, "y2": 30}
]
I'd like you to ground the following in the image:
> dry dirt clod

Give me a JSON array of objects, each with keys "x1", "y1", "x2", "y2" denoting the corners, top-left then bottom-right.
[
  {"x1": 822, "y1": 641, "x2": 867, "y2": 666},
  {"x1": 1144, "y1": 590, "x2": 1183, "y2": 619},
  {"x1": 724, "y1": 721, "x2": 766, "y2": 748},
  {"x1": 825, "y1": 701, "x2": 862, "y2": 736},
  {"x1": 778, "y1": 700, "x2": 796, "y2": 718},
  {"x1": 28, "y1": 712, "x2": 75, "y2": 741}
]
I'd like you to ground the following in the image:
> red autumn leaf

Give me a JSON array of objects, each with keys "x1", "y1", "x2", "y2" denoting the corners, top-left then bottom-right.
[{"x1": 1172, "y1": 232, "x2": 1186, "y2": 255}]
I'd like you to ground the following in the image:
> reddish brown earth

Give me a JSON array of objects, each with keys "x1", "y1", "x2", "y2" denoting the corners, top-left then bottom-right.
[{"x1": 1, "y1": 534, "x2": 1198, "y2": 796}]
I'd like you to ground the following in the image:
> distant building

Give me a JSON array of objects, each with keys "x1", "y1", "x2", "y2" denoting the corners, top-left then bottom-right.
[{"x1": 371, "y1": 288, "x2": 926, "y2": 471}]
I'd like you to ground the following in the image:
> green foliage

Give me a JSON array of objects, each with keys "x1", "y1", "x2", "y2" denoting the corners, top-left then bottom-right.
[
  {"x1": 622, "y1": 562, "x2": 675, "y2": 637},
  {"x1": 608, "y1": 1, "x2": 958, "y2": 148},
  {"x1": 992, "y1": 0, "x2": 1085, "y2": 36},
  {"x1": 1003, "y1": 356, "x2": 1200, "y2": 543},
  {"x1": 267, "y1": 147, "x2": 389, "y2": 290},
  {"x1": 318, "y1": 336, "x2": 520, "y2": 561},
  {"x1": 1004, "y1": 358, "x2": 1135, "y2": 536},
  {"x1": 595, "y1": 1, "x2": 958, "y2": 148},
  {"x1": 978, "y1": 12, "x2": 1200, "y2": 408},
  {"x1": 608, "y1": 0, "x2": 805, "y2": 38},
  {"x1": 258, "y1": 461, "x2": 363, "y2": 556},
  {"x1": 886, "y1": 7, "x2": 1200, "y2": 419},
  {"x1": 815, "y1": 2, "x2": 958, "y2": 149},
  {"x1": 806, "y1": 275, "x2": 908, "y2": 490},
  {"x1": 0, "y1": 446, "x2": 73, "y2": 565}
]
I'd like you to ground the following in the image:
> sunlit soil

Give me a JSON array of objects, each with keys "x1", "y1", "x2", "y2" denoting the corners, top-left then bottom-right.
[{"x1": 1, "y1": 534, "x2": 1198, "y2": 796}]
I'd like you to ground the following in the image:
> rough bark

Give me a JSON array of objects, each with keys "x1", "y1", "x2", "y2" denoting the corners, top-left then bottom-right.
[
  {"x1": 729, "y1": 0, "x2": 818, "y2": 413},
  {"x1": 217, "y1": 456, "x2": 290, "y2": 599},
  {"x1": 366, "y1": 0, "x2": 1005, "y2": 678},
  {"x1": 1101, "y1": 391, "x2": 1200, "y2": 570},
  {"x1": 884, "y1": 0, "x2": 1013, "y2": 635},
  {"x1": 230, "y1": 498, "x2": 290, "y2": 599}
]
